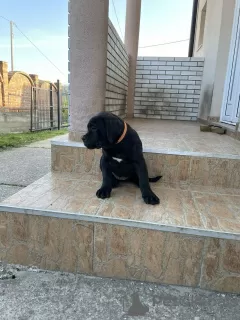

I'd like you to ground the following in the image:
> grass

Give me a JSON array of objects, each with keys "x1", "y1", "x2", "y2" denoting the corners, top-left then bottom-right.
[{"x1": 0, "y1": 128, "x2": 68, "y2": 150}]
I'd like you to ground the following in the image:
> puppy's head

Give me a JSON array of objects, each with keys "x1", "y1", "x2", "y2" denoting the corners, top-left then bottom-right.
[{"x1": 82, "y1": 112, "x2": 124, "y2": 149}]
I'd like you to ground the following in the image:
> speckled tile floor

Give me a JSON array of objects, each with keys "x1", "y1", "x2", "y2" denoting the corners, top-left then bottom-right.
[
  {"x1": 127, "y1": 119, "x2": 240, "y2": 156},
  {"x1": 57, "y1": 120, "x2": 240, "y2": 156},
  {"x1": 2, "y1": 172, "x2": 240, "y2": 235}
]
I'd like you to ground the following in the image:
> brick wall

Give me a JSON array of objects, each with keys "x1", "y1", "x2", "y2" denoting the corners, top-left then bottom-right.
[
  {"x1": 0, "y1": 75, "x2": 3, "y2": 107},
  {"x1": 0, "y1": 61, "x2": 60, "y2": 132},
  {"x1": 0, "y1": 61, "x2": 58, "y2": 110},
  {"x1": 134, "y1": 57, "x2": 204, "y2": 121},
  {"x1": 8, "y1": 72, "x2": 33, "y2": 109},
  {"x1": 0, "y1": 61, "x2": 8, "y2": 107},
  {"x1": 105, "y1": 20, "x2": 129, "y2": 117}
]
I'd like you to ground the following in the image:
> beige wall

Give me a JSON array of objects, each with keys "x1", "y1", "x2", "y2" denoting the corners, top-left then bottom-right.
[{"x1": 193, "y1": 0, "x2": 236, "y2": 120}]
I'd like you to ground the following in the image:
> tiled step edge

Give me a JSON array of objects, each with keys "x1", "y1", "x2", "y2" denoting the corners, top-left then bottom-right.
[
  {"x1": 0, "y1": 204, "x2": 239, "y2": 241},
  {"x1": 51, "y1": 138, "x2": 240, "y2": 160},
  {"x1": 0, "y1": 205, "x2": 240, "y2": 294}
]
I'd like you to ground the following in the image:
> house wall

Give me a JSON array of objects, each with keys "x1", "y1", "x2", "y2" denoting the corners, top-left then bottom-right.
[
  {"x1": 134, "y1": 57, "x2": 204, "y2": 120},
  {"x1": 105, "y1": 20, "x2": 129, "y2": 118},
  {"x1": 193, "y1": 0, "x2": 236, "y2": 121}
]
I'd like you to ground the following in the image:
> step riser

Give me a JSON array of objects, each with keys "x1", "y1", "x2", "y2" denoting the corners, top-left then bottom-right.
[
  {"x1": 52, "y1": 145, "x2": 240, "y2": 189},
  {"x1": 1, "y1": 211, "x2": 239, "y2": 293}
]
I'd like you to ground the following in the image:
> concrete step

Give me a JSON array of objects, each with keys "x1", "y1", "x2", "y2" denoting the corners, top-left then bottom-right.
[{"x1": 1, "y1": 171, "x2": 240, "y2": 293}]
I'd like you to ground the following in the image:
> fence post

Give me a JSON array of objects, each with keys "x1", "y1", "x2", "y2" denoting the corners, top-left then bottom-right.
[
  {"x1": 57, "y1": 80, "x2": 61, "y2": 130},
  {"x1": 30, "y1": 87, "x2": 33, "y2": 131},
  {"x1": 50, "y1": 83, "x2": 53, "y2": 129}
]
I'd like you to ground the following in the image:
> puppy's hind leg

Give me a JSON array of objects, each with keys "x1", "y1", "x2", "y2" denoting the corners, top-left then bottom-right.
[{"x1": 128, "y1": 173, "x2": 140, "y2": 187}]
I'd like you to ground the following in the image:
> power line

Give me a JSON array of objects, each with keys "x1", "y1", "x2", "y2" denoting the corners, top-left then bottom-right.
[
  {"x1": 139, "y1": 38, "x2": 189, "y2": 49},
  {"x1": 13, "y1": 23, "x2": 67, "y2": 77},
  {"x1": 0, "y1": 16, "x2": 67, "y2": 78},
  {"x1": 111, "y1": 0, "x2": 124, "y2": 39},
  {"x1": 0, "y1": 15, "x2": 10, "y2": 22}
]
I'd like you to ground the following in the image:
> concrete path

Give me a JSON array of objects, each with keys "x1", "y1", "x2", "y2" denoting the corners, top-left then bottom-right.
[
  {"x1": 0, "y1": 138, "x2": 54, "y2": 202},
  {"x1": 0, "y1": 264, "x2": 239, "y2": 320}
]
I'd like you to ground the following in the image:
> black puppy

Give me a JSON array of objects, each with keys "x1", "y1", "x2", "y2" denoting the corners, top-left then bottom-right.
[{"x1": 82, "y1": 112, "x2": 161, "y2": 205}]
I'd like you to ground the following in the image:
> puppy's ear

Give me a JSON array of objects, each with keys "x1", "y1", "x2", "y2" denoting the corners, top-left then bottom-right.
[{"x1": 105, "y1": 118, "x2": 115, "y2": 144}]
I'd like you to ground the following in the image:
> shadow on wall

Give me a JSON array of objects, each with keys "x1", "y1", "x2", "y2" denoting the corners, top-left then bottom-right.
[{"x1": 199, "y1": 85, "x2": 214, "y2": 120}]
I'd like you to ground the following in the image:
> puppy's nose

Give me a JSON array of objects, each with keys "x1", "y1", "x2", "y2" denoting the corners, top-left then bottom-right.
[{"x1": 81, "y1": 135, "x2": 86, "y2": 142}]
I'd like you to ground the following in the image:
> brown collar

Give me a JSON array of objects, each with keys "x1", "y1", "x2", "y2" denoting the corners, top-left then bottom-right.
[{"x1": 116, "y1": 121, "x2": 127, "y2": 144}]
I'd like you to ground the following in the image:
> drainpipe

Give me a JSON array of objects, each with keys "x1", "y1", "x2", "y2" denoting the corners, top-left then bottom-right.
[{"x1": 188, "y1": 0, "x2": 198, "y2": 57}]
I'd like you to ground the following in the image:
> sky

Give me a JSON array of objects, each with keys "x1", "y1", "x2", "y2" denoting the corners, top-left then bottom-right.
[{"x1": 0, "y1": 0, "x2": 193, "y2": 84}]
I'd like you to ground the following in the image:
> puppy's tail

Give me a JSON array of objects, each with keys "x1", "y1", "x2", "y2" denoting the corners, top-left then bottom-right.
[{"x1": 149, "y1": 175, "x2": 162, "y2": 183}]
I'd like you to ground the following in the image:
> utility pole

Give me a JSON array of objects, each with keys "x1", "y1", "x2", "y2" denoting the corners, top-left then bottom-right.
[{"x1": 10, "y1": 21, "x2": 14, "y2": 71}]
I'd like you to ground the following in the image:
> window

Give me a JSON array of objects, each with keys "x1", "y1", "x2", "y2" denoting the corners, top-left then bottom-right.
[{"x1": 198, "y1": 2, "x2": 207, "y2": 49}]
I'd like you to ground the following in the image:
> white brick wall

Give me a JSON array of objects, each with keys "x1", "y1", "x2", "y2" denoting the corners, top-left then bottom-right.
[
  {"x1": 105, "y1": 20, "x2": 129, "y2": 118},
  {"x1": 134, "y1": 57, "x2": 204, "y2": 121}
]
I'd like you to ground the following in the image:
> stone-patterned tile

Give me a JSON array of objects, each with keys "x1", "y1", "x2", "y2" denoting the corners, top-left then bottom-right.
[
  {"x1": 218, "y1": 220, "x2": 240, "y2": 233},
  {"x1": 189, "y1": 158, "x2": 230, "y2": 187},
  {"x1": 222, "y1": 241, "x2": 240, "y2": 274},
  {"x1": 145, "y1": 154, "x2": 191, "y2": 184},
  {"x1": 28, "y1": 215, "x2": 44, "y2": 251},
  {"x1": 193, "y1": 193, "x2": 238, "y2": 232},
  {"x1": 11, "y1": 213, "x2": 30, "y2": 242},
  {"x1": 75, "y1": 222, "x2": 94, "y2": 273},
  {"x1": 2, "y1": 211, "x2": 240, "y2": 293},
  {"x1": 58, "y1": 219, "x2": 78, "y2": 273},
  {"x1": 2, "y1": 171, "x2": 239, "y2": 235},
  {"x1": 144, "y1": 230, "x2": 165, "y2": 281},
  {"x1": 93, "y1": 224, "x2": 204, "y2": 287},
  {"x1": 210, "y1": 276, "x2": 240, "y2": 293},
  {"x1": 48, "y1": 195, "x2": 86, "y2": 213},
  {"x1": 93, "y1": 258, "x2": 128, "y2": 279},
  {"x1": 82, "y1": 198, "x2": 103, "y2": 215},
  {"x1": 0, "y1": 212, "x2": 9, "y2": 249},
  {"x1": 127, "y1": 228, "x2": 146, "y2": 268},
  {"x1": 183, "y1": 194, "x2": 203, "y2": 228},
  {"x1": 51, "y1": 145, "x2": 77, "y2": 172},
  {"x1": 200, "y1": 238, "x2": 221, "y2": 285},
  {"x1": 161, "y1": 233, "x2": 204, "y2": 287},
  {"x1": 200, "y1": 238, "x2": 240, "y2": 293},
  {"x1": 41, "y1": 217, "x2": 61, "y2": 269},
  {"x1": 6, "y1": 243, "x2": 29, "y2": 265},
  {"x1": 94, "y1": 224, "x2": 109, "y2": 264},
  {"x1": 110, "y1": 225, "x2": 128, "y2": 256}
]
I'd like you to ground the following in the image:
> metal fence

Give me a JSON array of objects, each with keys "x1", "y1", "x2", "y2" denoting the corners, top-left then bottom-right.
[{"x1": 61, "y1": 87, "x2": 70, "y2": 128}]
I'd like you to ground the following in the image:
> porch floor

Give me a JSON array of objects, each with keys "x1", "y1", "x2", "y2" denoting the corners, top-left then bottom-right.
[
  {"x1": 127, "y1": 119, "x2": 240, "y2": 156},
  {"x1": 57, "y1": 119, "x2": 240, "y2": 157},
  {"x1": 1, "y1": 171, "x2": 240, "y2": 239}
]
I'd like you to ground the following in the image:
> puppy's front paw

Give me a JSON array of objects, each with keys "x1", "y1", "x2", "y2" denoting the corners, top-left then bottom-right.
[
  {"x1": 96, "y1": 186, "x2": 112, "y2": 199},
  {"x1": 143, "y1": 191, "x2": 160, "y2": 205}
]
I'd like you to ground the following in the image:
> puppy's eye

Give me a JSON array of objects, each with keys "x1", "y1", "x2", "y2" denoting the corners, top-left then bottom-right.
[{"x1": 88, "y1": 123, "x2": 97, "y2": 131}]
